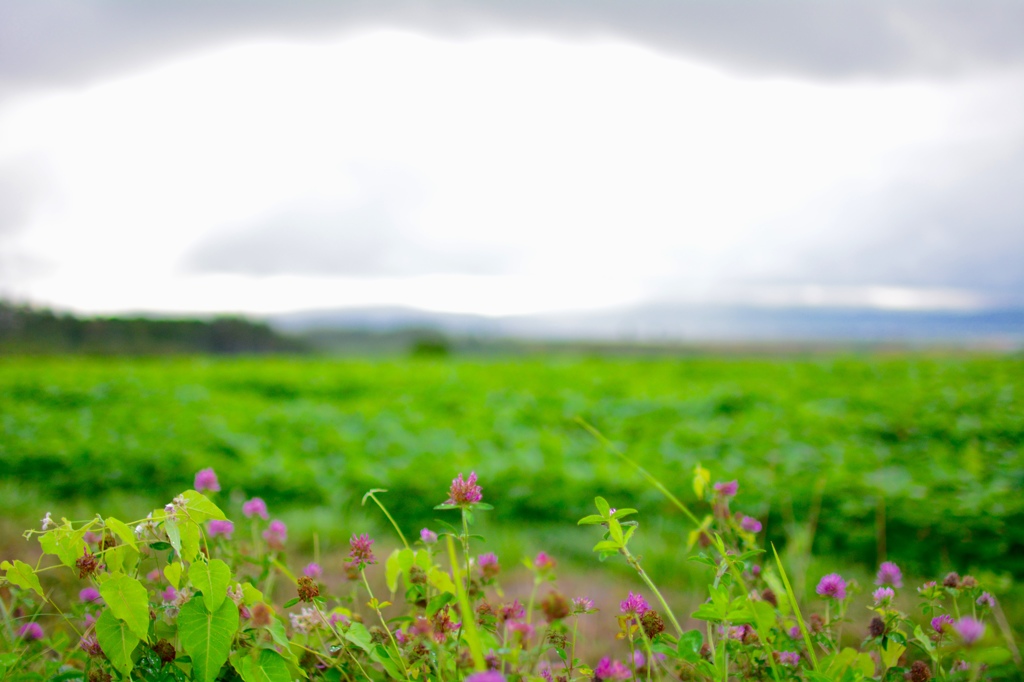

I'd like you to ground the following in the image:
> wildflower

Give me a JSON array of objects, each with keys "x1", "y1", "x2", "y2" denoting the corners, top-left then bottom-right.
[
  {"x1": 788, "y1": 625, "x2": 801, "y2": 639},
  {"x1": 951, "y1": 660, "x2": 970, "y2": 672},
  {"x1": 498, "y1": 599, "x2": 525, "y2": 622},
  {"x1": 571, "y1": 596, "x2": 595, "y2": 615},
  {"x1": 18, "y1": 623, "x2": 44, "y2": 640},
  {"x1": 250, "y1": 603, "x2": 273, "y2": 628},
  {"x1": 594, "y1": 657, "x2": 631, "y2": 681},
  {"x1": 444, "y1": 472, "x2": 483, "y2": 506},
  {"x1": 466, "y1": 672, "x2": 506, "y2": 682},
  {"x1": 303, "y1": 562, "x2": 322, "y2": 579},
  {"x1": 227, "y1": 584, "x2": 244, "y2": 606},
  {"x1": 875, "y1": 561, "x2": 903, "y2": 588},
  {"x1": 262, "y1": 520, "x2": 287, "y2": 550},
  {"x1": 739, "y1": 515, "x2": 762, "y2": 533},
  {"x1": 534, "y1": 551, "x2": 556, "y2": 571},
  {"x1": 507, "y1": 620, "x2": 534, "y2": 642},
  {"x1": 41, "y1": 512, "x2": 56, "y2": 530},
  {"x1": 760, "y1": 588, "x2": 778, "y2": 607},
  {"x1": 152, "y1": 639, "x2": 176, "y2": 664},
  {"x1": 815, "y1": 573, "x2": 847, "y2": 600},
  {"x1": 289, "y1": 607, "x2": 320, "y2": 634},
  {"x1": 632, "y1": 651, "x2": 667, "y2": 670},
  {"x1": 207, "y1": 520, "x2": 234, "y2": 539},
  {"x1": 620, "y1": 591, "x2": 650, "y2": 617},
  {"x1": 420, "y1": 528, "x2": 438, "y2": 544},
  {"x1": 713, "y1": 480, "x2": 738, "y2": 497},
  {"x1": 194, "y1": 468, "x2": 220, "y2": 493},
  {"x1": 146, "y1": 569, "x2": 161, "y2": 581},
  {"x1": 641, "y1": 610, "x2": 665, "y2": 638},
  {"x1": 431, "y1": 606, "x2": 459, "y2": 643},
  {"x1": 134, "y1": 513, "x2": 161, "y2": 540},
  {"x1": 242, "y1": 498, "x2": 268, "y2": 519},
  {"x1": 868, "y1": 617, "x2": 886, "y2": 638},
  {"x1": 162, "y1": 586, "x2": 177, "y2": 602},
  {"x1": 977, "y1": 592, "x2": 996, "y2": 608},
  {"x1": 477, "y1": 552, "x2": 500, "y2": 579},
  {"x1": 328, "y1": 612, "x2": 349, "y2": 628},
  {"x1": 942, "y1": 572, "x2": 961, "y2": 588},
  {"x1": 872, "y1": 587, "x2": 895, "y2": 606},
  {"x1": 750, "y1": 564, "x2": 762, "y2": 578},
  {"x1": 80, "y1": 635, "x2": 103, "y2": 657},
  {"x1": 76, "y1": 550, "x2": 101, "y2": 579},
  {"x1": 297, "y1": 576, "x2": 320, "y2": 602},
  {"x1": 776, "y1": 651, "x2": 800, "y2": 666},
  {"x1": 540, "y1": 592, "x2": 570, "y2": 622},
  {"x1": 953, "y1": 617, "x2": 985, "y2": 645},
  {"x1": 79, "y1": 587, "x2": 101, "y2": 603},
  {"x1": 83, "y1": 531, "x2": 102, "y2": 545},
  {"x1": 960, "y1": 575, "x2": 978, "y2": 589},
  {"x1": 931, "y1": 614, "x2": 954, "y2": 635},
  {"x1": 908, "y1": 660, "x2": 932, "y2": 682},
  {"x1": 347, "y1": 533, "x2": 376, "y2": 569}
]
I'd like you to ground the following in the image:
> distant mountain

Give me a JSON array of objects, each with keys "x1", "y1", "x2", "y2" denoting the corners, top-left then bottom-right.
[{"x1": 269, "y1": 304, "x2": 1024, "y2": 347}]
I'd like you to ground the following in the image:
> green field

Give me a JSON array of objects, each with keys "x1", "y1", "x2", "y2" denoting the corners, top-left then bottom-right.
[{"x1": 2, "y1": 354, "x2": 1022, "y2": 588}]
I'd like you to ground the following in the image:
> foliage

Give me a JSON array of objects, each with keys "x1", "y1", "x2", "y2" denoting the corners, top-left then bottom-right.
[
  {"x1": 1, "y1": 356, "x2": 1022, "y2": 579},
  {"x1": 1, "y1": 470, "x2": 1018, "y2": 680}
]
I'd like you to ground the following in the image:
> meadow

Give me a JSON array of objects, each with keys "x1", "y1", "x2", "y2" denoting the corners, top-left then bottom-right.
[
  {"x1": 1, "y1": 354, "x2": 1022, "y2": 580},
  {"x1": 2, "y1": 353, "x2": 1023, "y2": 678}
]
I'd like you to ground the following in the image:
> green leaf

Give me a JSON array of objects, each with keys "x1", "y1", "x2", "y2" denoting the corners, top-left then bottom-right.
[
  {"x1": 177, "y1": 491, "x2": 228, "y2": 523},
  {"x1": 189, "y1": 559, "x2": 231, "y2": 612},
  {"x1": 385, "y1": 549, "x2": 401, "y2": 593},
  {"x1": 103, "y1": 544, "x2": 139, "y2": 574},
  {"x1": 103, "y1": 518, "x2": 138, "y2": 551},
  {"x1": 282, "y1": 597, "x2": 300, "y2": 608},
  {"x1": 592, "y1": 540, "x2": 620, "y2": 553},
  {"x1": 678, "y1": 630, "x2": 703, "y2": 663},
  {"x1": 180, "y1": 520, "x2": 201, "y2": 564},
  {"x1": 594, "y1": 496, "x2": 610, "y2": 517},
  {"x1": 607, "y1": 518, "x2": 624, "y2": 545},
  {"x1": 96, "y1": 609, "x2": 141, "y2": 676},
  {"x1": 241, "y1": 583, "x2": 264, "y2": 606},
  {"x1": 164, "y1": 562, "x2": 183, "y2": 590},
  {"x1": 426, "y1": 592, "x2": 454, "y2": 617},
  {"x1": 610, "y1": 508, "x2": 638, "y2": 519},
  {"x1": 178, "y1": 595, "x2": 239, "y2": 682},
  {"x1": 880, "y1": 639, "x2": 906, "y2": 671},
  {"x1": 577, "y1": 515, "x2": 605, "y2": 526},
  {"x1": 98, "y1": 574, "x2": 150, "y2": 641},
  {"x1": 427, "y1": 567, "x2": 456, "y2": 594},
  {"x1": 1, "y1": 560, "x2": 43, "y2": 597},
  {"x1": 344, "y1": 623, "x2": 374, "y2": 654},
  {"x1": 231, "y1": 650, "x2": 291, "y2": 682}
]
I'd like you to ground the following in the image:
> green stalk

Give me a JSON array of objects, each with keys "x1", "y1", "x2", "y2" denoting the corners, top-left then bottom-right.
[
  {"x1": 772, "y1": 543, "x2": 820, "y2": 673},
  {"x1": 446, "y1": 535, "x2": 486, "y2": 672},
  {"x1": 360, "y1": 570, "x2": 411, "y2": 679},
  {"x1": 622, "y1": 547, "x2": 683, "y2": 637},
  {"x1": 363, "y1": 490, "x2": 411, "y2": 551}
]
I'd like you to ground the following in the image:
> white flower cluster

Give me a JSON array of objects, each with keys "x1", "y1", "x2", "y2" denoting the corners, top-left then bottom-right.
[{"x1": 289, "y1": 607, "x2": 322, "y2": 634}]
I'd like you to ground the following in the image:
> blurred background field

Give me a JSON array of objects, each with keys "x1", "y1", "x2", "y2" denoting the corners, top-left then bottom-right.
[{"x1": 2, "y1": 354, "x2": 1021, "y2": 597}]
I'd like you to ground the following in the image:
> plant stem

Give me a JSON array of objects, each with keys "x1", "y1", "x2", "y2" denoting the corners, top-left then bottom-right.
[
  {"x1": 365, "y1": 491, "x2": 410, "y2": 551},
  {"x1": 622, "y1": 547, "x2": 683, "y2": 636},
  {"x1": 360, "y1": 569, "x2": 410, "y2": 679}
]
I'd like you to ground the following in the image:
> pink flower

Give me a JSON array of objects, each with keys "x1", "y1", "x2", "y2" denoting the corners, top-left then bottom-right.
[
  {"x1": 303, "y1": 562, "x2": 323, "y2": 579},
  {"x1": 777, "y1": 651, "x2": 800, "y2": 666},
  {"x1": 18, "y1": 623, "x2": 44, "y2": 640},
  {"x1": 931, "y1": 614, "x2": 954, "y2": 634},
  {"x1": 875, "y1": 561, "x2": 903, "y2": 588},
  {"x1": 194, "y1": 468, "x2": 220, "y2": 493},
  {"x1": 620, "y1": 592, "x2": 650, "y2": 616},
  {"x1": 713, "y1": 480, "x2": 738, "y2": 497},
  {"x1": 534, "y1": 551, "x2": 557, "y2": 571},
  {"x1": 739, "y1": 515, "x2": 762, "y2": 533},
  {"x1": 420, "y1": 528, "x2": 438, "y2": 544},
  {"x1": 162, "y1": 586, "x2": 177, "y2": 602},
  {"x1": 478, "y1": 552, "x2": 500, "y2": 579},
  {"x1": 263, "y1": 520, "x2": 287, "y2": 549},
  {"x1": 977, "y1": 593, "x2": 996, "y2": 608},
  {"x1": 347, "y1": 533, "x2": 376, "y2": 569},
  {"x1": 242, "y1": 497, "x2": 269, "y2": 519},
  {"x1": 445, "y1": 472, "x2": 483, "y2": 506},
  {"x1": 594, "y1": 657, "x2": 631, "y2": 681},
  {"x1": 571, "y1": 597, "x2": 595, "y2": 614},
  {"x1": 466, "y1": 673, "x2": 506, "y2": 682},
  {"x1": 815, "y1": 573, "x2": 847, "y2": 600},
  {"x1": 872, "y1": 587, "x2": 895, "y2": 606},
  {"x1": 79, "y1": 587, "x2": 101, "y2": 603},
  {"x1": 954, "y1": 617, "x2": 985, "y2": 645},
  {"x1": 207, "y1": 519, "x2": 234, "y2": 539}
]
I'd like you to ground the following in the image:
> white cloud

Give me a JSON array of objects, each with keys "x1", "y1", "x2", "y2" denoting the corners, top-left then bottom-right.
[{"x1": 1, "y1": 30, "x2": 1022, "y2": 315}]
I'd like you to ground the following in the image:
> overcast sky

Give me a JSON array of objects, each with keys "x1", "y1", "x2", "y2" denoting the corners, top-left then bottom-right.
[{"x1": 1, "y1": 1, "x2": 1022, "y2": 316}]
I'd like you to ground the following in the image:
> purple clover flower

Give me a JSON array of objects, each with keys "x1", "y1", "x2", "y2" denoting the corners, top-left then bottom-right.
[
  {"x1": 304, "y1": 562, "x2": 323, "y2": 579},
  {"x1": 207, "y1": 519, "x2": 234, "y2": 539},
  {"x1": 875, "y1": 561, "x2": 903, "y2": 588},
  {"x1": 534, "y1": 551, "x2": 556, "y2": 571},
  {"x1": 162, "y1": 586, "x2": 177, "y2": 602},
  {"x1": 713, "y1": 480, "x2": 738, "y2": 497},
  {"x1": 445, "y1": 472, "x2": 483, "y2": 506},
  {"x1": 242, "y1": 498, "x2": 268, "y2": 519},
  {"x1": 954, "y1": 617, "x2": 985, "y2": 645},
  {"x1": 465, "y1": 673, "x2": 506, "y2": 682},
  {"x1": 194, "y1": 468, "x2": 220, "y2": 493},
  {"x1": 594, "y1": 657, "x2": 632, "y2": 681},
  {"x1": 477, "y1": 552, "x2": 500, "y2": 579},
  {"x1": 79, "y1": 587, "x2": 101, "y2": 603},
  {"x1": 931, "y1": 614, "x2": 954, "y2": 634},
  {"x1": 872, "y1": 587, "x2": 895, "y2": 606},
  {"x1": 977, "y1": 592, "x2": 996, "y2": 608},
  {"x1": 777, "y1": 651, "x2": 800, "y2": 666},
  {"x1": 420, "y1": 528, "x2": 438, "y2": 544},
  {"x1": 788, "y1": 625, "x2": 801, "y2": 639},
  {"x1": 262, "y1": 520, "x2": 287, "y2": 549},
  {"x1": 571, "y1": 597, "x2": 595, "y2": 614},
  {"x1": 739, "y1": 515, "x2": 763, "y2": 533},
  {"x1": 347, "y1": 533, "x2": 376, "y2": 569},
  {"x1": 815, "y1": 573, "x2": 847, "y2": 600},
  {"x1": 620, "y1": 592, "x2": 650, "y2": 616},
  {"x1": 18, "y1": 623, "x2": 44, "y2": 640}
]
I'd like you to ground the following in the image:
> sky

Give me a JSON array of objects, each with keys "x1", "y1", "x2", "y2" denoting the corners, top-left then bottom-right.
[{"x1": 1, "y1": 1, "x2": 1022, "y2": 318}]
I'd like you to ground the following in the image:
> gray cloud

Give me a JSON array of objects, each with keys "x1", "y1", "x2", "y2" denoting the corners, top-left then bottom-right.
[{"x1": 2, "y1": 0, "x2": 1023, "y2": 103}]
